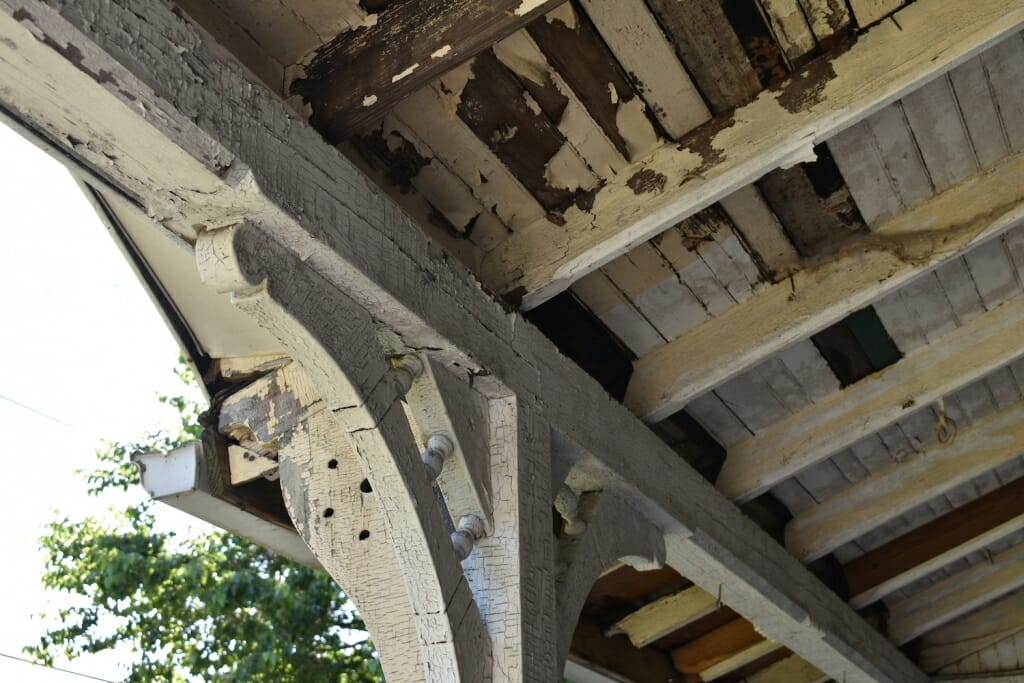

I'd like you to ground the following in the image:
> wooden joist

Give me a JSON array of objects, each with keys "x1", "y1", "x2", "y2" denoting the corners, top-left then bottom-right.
[
  {"x1": 671, "y1": 619, "x2": 765, "y2": 675},
  {"x1": 889, "y1": 542, "x2": 1024, "y2": 645},
  {"x1": 607, "y1": 585, "x2": 718, "y2": 648},
  {"x1": 716, "y1": 294, "x2": 1024, "y2": 503},
  {"x1": 785, "y1": 400, "x2": 1024, "y2": 562},
  {"x1": 919, "y1": 592, "x2": 1024, "y2": 673},
  {"x1": 626, "y1": 151, "x2": 1024, "y2": 423},
  {"x1": 290, "y1": 0, "x2": 566, "y2": 140},
  {"x1": 481, "y1": 0, "x2": 1024, "y2": 309},
  {"x1": 845, "y1": 477, "x2": 1024, "y2": 608},
  {"x1": 747, "y1": 655, "x2": 828, "y2": 683},
  {"x1": 0, "y1": 4, "x2": 928, "y2": 680},
  {"x1": 699, "y1": 641, "x2": 786, "y2": 681}
]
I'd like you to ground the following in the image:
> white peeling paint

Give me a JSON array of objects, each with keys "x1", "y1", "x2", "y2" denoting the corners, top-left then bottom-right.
[
  {"x1": 523, "y1": 90, "x2": 542, "y2": 116},
  {"x1": 615, "y1": 98, "x2": 659, "y2": 159},
  {"x1": 493, "y1": 32, "x2": 548, "y2": 85},
  {"x1": 608, "y1": 83, "x2": 619, "y2": 104},
  {"x1": 546, "y1": 2, "x2": 578, "y2": 29},
  {"x1": 491, "y1": 126, "x2": 518, "y2": 144},
  {"x1": 391, "y1": 63, "x2": 420, "y2": 83},
  {"x1": 362, "y1": 94, "x2": 378, "y2": 107},
  {"x1": 431, "y1": 45, "x2": 452, "y2": 59},
  {"x1": 515, "y1": 0, "x2": 547, "y2": 16},
  {"x1": 545, "y1": 143, "x2": 598, "y2": 192}
]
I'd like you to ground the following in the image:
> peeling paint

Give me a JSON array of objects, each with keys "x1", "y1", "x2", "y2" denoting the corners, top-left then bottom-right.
[
  {"x1": 362, "y1": 94, "x2": 378, "y2": 106},
  {"x1": 545, "y1": 2, "x2": 578, "y2": 29},
  {"x1": 515, "y1": 0, "x2": 547, "y2": 16},
  {"x1": 545, "y1": 142, "x2": 598, "y2": 192},
  {"x1": 431, "y1": 44, "x2": 452, "y2": 59},
  {"x1": 615, "y1": 98, "x2": 659, "y2": 159},
  {"x1": 490, "y1": 126, "x2": 518, "y2": 144},
  {"x1": 391, "y1": 63, "x2": 420, "y2": 83},
  {"x1": 608, "y1": 82, "x2": 619, "y2": 104},
  {"x1": 523, "y1": 90, "x2": 542, "y2": 116}
]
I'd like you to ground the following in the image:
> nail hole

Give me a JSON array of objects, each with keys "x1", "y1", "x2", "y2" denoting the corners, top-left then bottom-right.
[
  {"x1": 323, "y1": 507, "x2": 334, "y2": 518},
  {"x1": 360, "y1": 479, "x2": 373, "y2": 493},
  {"x1": 358, "y1": 530, "x2": 370, "y2": 541},
  {"x1": 327, "y1": 459, "x2": 338, "y2": 469}
]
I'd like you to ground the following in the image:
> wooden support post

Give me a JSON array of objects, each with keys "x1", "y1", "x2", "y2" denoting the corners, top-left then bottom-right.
[{"x1": 0, "y1": 4, "x2": 928, "y2": 679}]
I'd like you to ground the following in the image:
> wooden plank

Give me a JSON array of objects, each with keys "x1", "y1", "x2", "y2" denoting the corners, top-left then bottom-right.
[
  {"x1": 626, "y1": 151, "x2": 1024, "y2": 423},
  {"x1": 527, "y1": 3, "x2": 659, "y2": 161},
  {"x1": 577, "y1": 0, "x2": 710, "y2": 139},
  {"x1": 608, "y1": 585, "x2": 718, "y2": 648},
  {"x1": 920, "y1": 592, "x2": 1024, "y2": 672},
  {"x1": 848, "y1": 0, "x2": 902, "y2": 27},
  {"x1": 786, "y1": 401, "x2": 1024, "y2": 562},
  {"x1": 983, "y1": 32, "x2": 1024, "y2": 153},
  {"x1": 747, "y1": 655, "x2": 828, "y2": 683},
  {"x1": 482, "y1": 0, "x2": 1024, "y2": 309},
  {"x1": 901, "y1": 74, "x2": 979, "y2": 190},
  {"x1": 700, "y1": 641, "x2": 785, "y2": 681},
  {"x1": 289, "y1": 0, "x2": 566, "y2": 139},
  {"x1": 644, "y1": 0, "x2": 761, "y2": 114},
  {"x1": 714, "y1": 288, "x2": 1024, "y2": 502},
  {"x1": 719, "y1": 185, "x2": 801, "y2": 279},
  {"x1": 949, "y1": 56, "x2": 1012, "y2": 167},
  {"x1": 570, "y1": 270, "x2": 665, "y2": 356},
  {"x1": 671, "y1": 619, "x2": 765, "y2": 674},
  {"x1": 827, "y1": 120, "x2": 903, "y2": 227},
  {"x1": 0, "y1": 4, "x2": 927, "y2": 681},
  {"x1": 759, "y1": 0, "x2": 818, "y2": 67},
  {"x1": 845, "y1": 478, "x2": 1024, "y2": 608},
  {"x1": 889, "y1": 541, "x2": 1024, "y2": 644},
  {"x1": 798, "y1": 0, "x2": 851, "y2": 45}
]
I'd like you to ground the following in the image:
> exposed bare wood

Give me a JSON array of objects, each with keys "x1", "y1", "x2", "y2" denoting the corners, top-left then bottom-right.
[
  {"x1": 576, "y1": 0, "x2": 709, "y2": 139},
  {"x1": 747, "y1": 655, "x2": 828, "y2": 683},
  {"x1": 889, "y1": 542, "x2": 1024, "y2": 644},
  {"x1": 845, "y1": 477, "x2": 1024, "y2": 608},
  {"x1": 700, "y1": 641, "x2": 785, "y2": 681},
  {"x1": 786, "y1": 399, "x2": 1024, "y2": 562},
  {"x1": 290, "y1": 0, "x2": 567, "y2": 139},
  {"x1": 0, "y1": 3, "x2": 927, "y2": 680},
  {"x1": 608, "y1": 585, "x2": 718, "y2": 648},
  {"x1": 481, "y1": 0, "x2": 1024, "y2": 309},
  {"x1": 627, "y1": 152, "x2": 1024, "y2": 423},
  {"x1": 848, "y1": 0, "x2": 903, "y2": 27},
  {"x1": 759, "y1": 0, "x2": 818, "y2": 66},
  {"x1": 671, "y1": 618, "x2": 765, "y2": 674},
  {"x1": 920, "y1": 592, "x2": 1024, "y2": 673}
]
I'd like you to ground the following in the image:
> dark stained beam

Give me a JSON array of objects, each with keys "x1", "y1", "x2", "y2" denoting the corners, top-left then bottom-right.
[
  {"x1": 671, "y1": 618, "x2": 765, "y2": 674},
  {"x1": 845, "y1": 477, "x2": 1024, "y2": 608},
  {"x1": 291, "y1": 0, "x2": 567, "y2": 139}
]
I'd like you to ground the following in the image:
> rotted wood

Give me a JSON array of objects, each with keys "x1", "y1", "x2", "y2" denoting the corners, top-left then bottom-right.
[
  {"x1": 197, "y1": 224, "x2": 491, "y2": 681},
  {"x1": 845, "y1": 477, "x2": 1024, "y2": 608},
  {"x1": 290, "y1": 0, "x2": 567, "y2": 140},
  {"x1": 0, "y1": 4, "x2": 929, "y2": 680}
]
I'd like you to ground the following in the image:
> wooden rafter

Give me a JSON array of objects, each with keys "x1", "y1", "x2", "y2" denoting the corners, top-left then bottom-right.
[
  {"x1": 626, "y1": 152, "x2": 1024, "y2": 424},
  {"x1": 0, "y1": 2, "x2": 929, "y2": 680},
  {"x1": 480, "y1": 0, "x2": 1024, "y2": 309},
  {"x1": 785, "y1": 400, "x2": 1024, "y2": 562},
  {"x1": 919, "y1": 592, "x2": 1024, "y2": 673},
  {"x1": 845, "y1": 478, "x2": 1024, "y2": 608}
]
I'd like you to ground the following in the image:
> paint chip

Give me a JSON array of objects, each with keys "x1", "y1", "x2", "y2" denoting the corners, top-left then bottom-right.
[
  {"x1": 545, "y1": 2, "x2": 577, "y2": 28},
  {"x1": 515, "y1": 0, "x2": 547, "y2": 16},
  {"x1": 608, "y1": 83, "x2": 619, "y2": 104},
  {"x1": 391, "y1": 63, "x2": 420, "y2": 83},
  {"x1": 523, "y1": 91, "x2": 542, "y2": 116},
  {"x1": 362, "y1": 94, "x2": 378, "y2": 107},
  {"x1": 431, "y1": 45, "x2": 452, "y2": 59}
]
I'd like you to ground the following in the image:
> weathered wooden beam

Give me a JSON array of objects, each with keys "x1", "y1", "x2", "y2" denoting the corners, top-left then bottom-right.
[
  {"x1": 290, "y1": 0, "x2": 567, "y2": 139},
  {"x1": 608, "y1": 585, "x2": 718, "y2": 648},
  {"x1": 919, "y1": 592, "x2": 1024, "y2": 673},
  {"x1": 845, "y1": 478, "x2": 1024, "y2": 608},
  {"x1": 699, "y1": 641, "x2": 785, "y2": 681},
  {"x1": 0, "y1": 4, "x2": 925, "y2": 680},
  {"x1": 717, "y1": 294, "x2": 1024, "y2": 503},
  {"x1": 626, "y1": 152, "x2": 1024, "y2": 423},
  {"x1": 785, "y1": 400, "x2": 1024, "y2": 562},
  {"x1": 747, "y1": 655, "x2": 829, "y2": 683},
  {"x1": 889, "y1": 542, "x2": 1024, "y2": 645},
  {"x1": 480, "y1": 0, "x2": 1024, "y2": 309}
]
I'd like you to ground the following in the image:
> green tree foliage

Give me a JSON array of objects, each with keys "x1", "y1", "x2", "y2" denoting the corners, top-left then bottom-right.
[{"x1": 27, "y1": 359, "x2": 382, "y2": 682}]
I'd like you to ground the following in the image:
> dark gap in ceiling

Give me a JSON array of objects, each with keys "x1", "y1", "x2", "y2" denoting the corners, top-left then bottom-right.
[
  {"x1": 525, "y1": 291, "x2": 634, "y2": 400},
  {"x1": 813, "y1": 306, "x2": 901, "y2": 386}
]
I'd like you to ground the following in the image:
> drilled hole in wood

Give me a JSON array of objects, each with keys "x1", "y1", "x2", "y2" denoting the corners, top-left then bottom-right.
[
  {"x1": 358, "y1": 530, "x2": 370, "y2": 541},
  {"x1": 360, "y1": 479, "x2": 373, "y2": 494},
  {"x1": 327, "y1": 458, "x2": 338, "y2": 469},
  {"x1": 323, "y1": 507, "x2": 334, "y2": 518}
]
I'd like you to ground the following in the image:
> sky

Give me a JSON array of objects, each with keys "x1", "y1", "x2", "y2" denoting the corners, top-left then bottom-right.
[{"x1": 0, "y1": 121, "x2": 204, "y2": 681}]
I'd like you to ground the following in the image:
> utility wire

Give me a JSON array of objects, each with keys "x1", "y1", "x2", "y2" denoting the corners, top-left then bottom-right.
[
  {"x1": 0, "y1": 391, "x2": 90, "y2": 434},
  {"x1": 0, "y1": 651, "x2": 118, "y2": 683}
]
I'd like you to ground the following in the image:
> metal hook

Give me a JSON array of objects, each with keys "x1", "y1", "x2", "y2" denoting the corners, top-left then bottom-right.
[{"x1": 934, "y1": 397, "x2": 958, "y2": 445}]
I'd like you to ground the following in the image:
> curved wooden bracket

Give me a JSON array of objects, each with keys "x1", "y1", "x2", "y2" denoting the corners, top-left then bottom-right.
[{"x1": 197, "y1": 222, "x2": 492, "y2": 681}]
